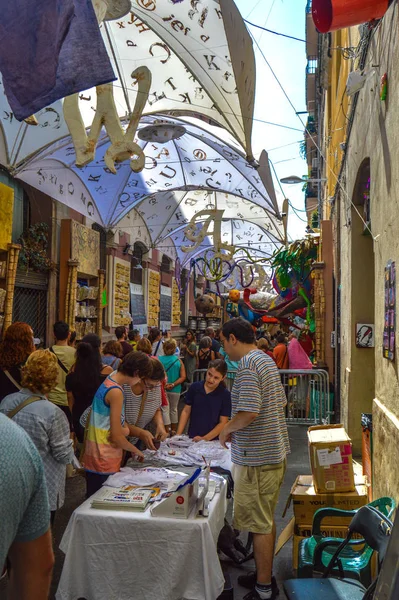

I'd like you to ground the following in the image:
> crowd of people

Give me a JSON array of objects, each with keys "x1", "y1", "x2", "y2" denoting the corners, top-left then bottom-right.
[{"x1": 0, "y1": 317, "x2": 315, "y2": 599}]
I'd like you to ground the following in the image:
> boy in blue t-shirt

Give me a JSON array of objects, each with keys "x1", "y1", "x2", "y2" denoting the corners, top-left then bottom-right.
[{"x1": 176, "y1": 360, "x2": 231, "y2": 441}]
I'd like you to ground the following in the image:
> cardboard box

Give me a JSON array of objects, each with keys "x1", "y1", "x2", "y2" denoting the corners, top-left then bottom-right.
[
  {"x1": 285, "y1": 474, "x2": 368, "y2": 526},
  {"x1": 151, "y1": 472, "x2": 200, "y2": 519},
  {"x1": 308, "y1": 425, "x2": 355, "y2": 493}
]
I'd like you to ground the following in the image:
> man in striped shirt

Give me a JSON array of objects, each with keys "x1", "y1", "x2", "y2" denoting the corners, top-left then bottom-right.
[{"x1": 220, "y1": 318, "x2": 290, "y2": 600}]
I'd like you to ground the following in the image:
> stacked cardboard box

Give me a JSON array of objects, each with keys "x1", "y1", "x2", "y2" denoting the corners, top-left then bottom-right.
[
  {"x1": 276, "y1": 425, "x2": 369, "y2": 570},
  {"x1": 308, "y1": 425, "x2": 355, "y2": 493}
]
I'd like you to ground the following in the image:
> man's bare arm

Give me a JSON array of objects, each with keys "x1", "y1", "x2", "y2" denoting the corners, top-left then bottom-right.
[{"x1": 8, "y1": 528, "x2": 54, "y2": 600}]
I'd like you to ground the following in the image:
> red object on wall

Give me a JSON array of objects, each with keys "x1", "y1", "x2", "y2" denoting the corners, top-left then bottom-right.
[{"x1": 312, "y1": 0, "x2": 389, "y2": 34}]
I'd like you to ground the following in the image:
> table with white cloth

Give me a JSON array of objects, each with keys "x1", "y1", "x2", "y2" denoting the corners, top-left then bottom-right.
[{"x1": 56, "y1": 479, "x2": 227, "y2": 600}]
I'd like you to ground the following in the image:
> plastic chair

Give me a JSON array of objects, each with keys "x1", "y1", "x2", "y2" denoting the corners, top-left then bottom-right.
[
  {"x1": 284, "y1": 505, "x2": 393, "y2": 600},
  {"x1": 297, "y1": 496, "x2": 395, "y2": 587}
]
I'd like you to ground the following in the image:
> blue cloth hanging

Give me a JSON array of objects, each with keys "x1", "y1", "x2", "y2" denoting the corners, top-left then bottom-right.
[{"x1": 0, "y1": 0, "x2": 116, "y2": 121}]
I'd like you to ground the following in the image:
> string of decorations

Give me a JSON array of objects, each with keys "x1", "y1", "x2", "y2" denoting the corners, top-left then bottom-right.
[{"x1": 175, "y1": 247, "x2": 275, "y2": 296}]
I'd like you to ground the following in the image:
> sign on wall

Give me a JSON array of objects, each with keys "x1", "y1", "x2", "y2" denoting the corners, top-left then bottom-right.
[
  {"x1": 383, "y1": 260, "x2": 396, "y2": 361},
  {"x1": 356, "y1": 324, "x2": 374, "y2": 348},
  {"x1": 160, "y1": 285, "x2": 172, "y2": 331},
  {"x1": 130, "y1": 283, "x2": 148, "y2": 335}
]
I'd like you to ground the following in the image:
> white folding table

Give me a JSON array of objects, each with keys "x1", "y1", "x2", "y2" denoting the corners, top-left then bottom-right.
[{"x1": 56, "y1": 481, "x2": 227, "y2": 600}]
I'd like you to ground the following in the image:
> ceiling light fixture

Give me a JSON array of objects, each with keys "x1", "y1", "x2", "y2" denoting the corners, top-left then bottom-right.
[{"x1": 138, "y1": 124, "x2": 186, "y2": 144}]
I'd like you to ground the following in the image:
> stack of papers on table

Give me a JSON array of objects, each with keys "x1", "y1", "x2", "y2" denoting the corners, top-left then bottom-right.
[
  {"x1": 140, "y1": 438, "x2": 231, "y2": 470},
  {"x1": 91, "y1": 487, "x2": 153, "y2": 511},
  {"x1": 104, "y1": 467, "x2": 188, "y2": 490}
]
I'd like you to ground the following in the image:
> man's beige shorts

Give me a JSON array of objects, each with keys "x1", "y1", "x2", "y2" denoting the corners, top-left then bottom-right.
[{"x1": 232, "y1": 460, "x2": 286, "y2": 534}]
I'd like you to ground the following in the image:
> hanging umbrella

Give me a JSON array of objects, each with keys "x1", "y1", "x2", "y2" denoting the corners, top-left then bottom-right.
[
  {"x1": 128, "y1": 189, "x2": 282, "y2": 248},
  {"x1": 102, "y1": 0, "x2": 256, "y2": 159},
  {"x1": 15, "y1": 115, "x2": 283, "y2": 235},
  {"x1": 0, "y1": 0, "x2": 255, "y2": 169}
]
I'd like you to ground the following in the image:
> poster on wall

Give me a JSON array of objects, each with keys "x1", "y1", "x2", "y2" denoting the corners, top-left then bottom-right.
[
  {"x1": 130, "y1": 283, "x2": 148, "y2": 335},
  {"x1": 160, "y1": 285, "x2": 172, "y2": 331},
  {"x1": 71, "y1": 220, "x2": 100, "y2": 277},
  {"x1": 356, "y1": 324, "x2": 374, "y2": 348},
  {"x1": 383, "y1": 260, "x2": 395, "y2": 361}
]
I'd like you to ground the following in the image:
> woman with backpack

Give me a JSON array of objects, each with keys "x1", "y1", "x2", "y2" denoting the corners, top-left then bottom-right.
[
  {"x1": 159, "y1": 339, "x2": 186, "y2": 434},
  {"x1": 102, "y1": 340, "x2": 123, "y2": 370},
  {"x1": 0, "y1": 350, "x2": 74, "y2": 523}
]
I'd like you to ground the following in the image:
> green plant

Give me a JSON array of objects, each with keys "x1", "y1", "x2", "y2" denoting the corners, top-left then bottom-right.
[
  {"x1": 306, "y1": 115, "x2": 316, "y2": 134},
  {"x1": 18, "y1": 222, "x2": 55, "y2": 273},
  {"x1": 299, "y1": 139, "x2": 307, "y2": 161},
  {"x1": 311, "y1": 210, "x2": 319, "y2": 229}
]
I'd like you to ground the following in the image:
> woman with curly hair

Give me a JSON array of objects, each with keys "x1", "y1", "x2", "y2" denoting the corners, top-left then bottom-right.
[
  {"x1": 0, "y1": 350, "x2": 74, "y2": 523},
  {"x1": 0, "y1": 322, "x2": 35, "y2": 403}
]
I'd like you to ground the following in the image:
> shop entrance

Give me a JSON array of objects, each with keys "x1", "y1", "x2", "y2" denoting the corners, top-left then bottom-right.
[
  {"x1": 13, "y1": 270, "x2": 48, "y2": 345},
  {"x1": 348, "y1": 158, "x2": 375, "y2": 451}
]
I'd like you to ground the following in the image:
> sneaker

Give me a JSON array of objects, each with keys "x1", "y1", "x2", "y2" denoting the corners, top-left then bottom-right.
[
  {"x1": 243, "y1": 583, "x2": 279, "y2": 600},
  {"x1": 238, "y1": 574, "x2": 279, "y2": 595}
]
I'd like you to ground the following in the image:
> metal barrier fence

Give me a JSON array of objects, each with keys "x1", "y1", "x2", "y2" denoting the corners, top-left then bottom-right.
[
  {"x1": 191, "y1": 367, "x2": 332, "y2": 424},
  {"x1": 279, "y1": 369, "x2": 331, "y2": 425}
]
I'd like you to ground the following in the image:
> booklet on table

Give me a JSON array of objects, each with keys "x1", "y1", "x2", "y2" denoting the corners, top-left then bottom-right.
[{"x1": 91, "y1": 487, "x2": 153, "y2": 511}]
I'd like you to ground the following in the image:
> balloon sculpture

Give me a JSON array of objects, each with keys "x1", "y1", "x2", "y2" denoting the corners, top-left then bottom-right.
[
  {"x1": 194, "y1": 294, "x2": 216, "y2": 315},
  {"x1": 223, "y1": 238, "x2": 318, "y2": 331}
]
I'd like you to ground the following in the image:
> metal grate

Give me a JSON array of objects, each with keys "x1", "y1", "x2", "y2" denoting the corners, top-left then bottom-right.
[{"x1": 13, "y1": 286, "x2": 47, "y2": 344}]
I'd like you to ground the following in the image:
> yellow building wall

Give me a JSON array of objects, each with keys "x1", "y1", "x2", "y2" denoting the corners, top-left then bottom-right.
[
  {"x1": 325, "y1": 1, "x2": 399, "y2": 505},
  {"x1": 324, "y1": 27, "x2": 360, "y2": 219}
]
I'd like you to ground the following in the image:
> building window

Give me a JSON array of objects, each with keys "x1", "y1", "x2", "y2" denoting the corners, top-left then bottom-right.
[
  {"x1": 131, "y1": 242, "x2": 146, "y2": 285},
  {"x1": 160, "y1": 254, "x2": 172, "y2": 273}
]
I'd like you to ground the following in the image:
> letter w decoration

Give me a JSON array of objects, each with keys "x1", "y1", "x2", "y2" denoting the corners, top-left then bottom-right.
[
  {"x1": 182, "y1": 209, "x2": 235, "y2": 259},
  {"x1": 63, "y1": 66, "x2": 151, "y2": 174}
]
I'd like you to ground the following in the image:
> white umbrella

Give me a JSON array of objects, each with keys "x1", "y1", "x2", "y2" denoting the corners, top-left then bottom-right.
[
  {"x1": 15, "y1": 115, "x2": 283, "y2": 233},
  {"x1": 131, "y1": 189, "x2": 282, "y2": 248},
  {"x1": 0, "y1": 0, "x2": 255, "y2": 168},
  {"x1": 103, "y1": 0, "x2": 256, "y2": 159}
]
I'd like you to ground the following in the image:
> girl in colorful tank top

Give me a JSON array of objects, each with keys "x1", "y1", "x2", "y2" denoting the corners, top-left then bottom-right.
[{"x1": 83, "y1": 351, "x2": 152, "y2": 497}]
